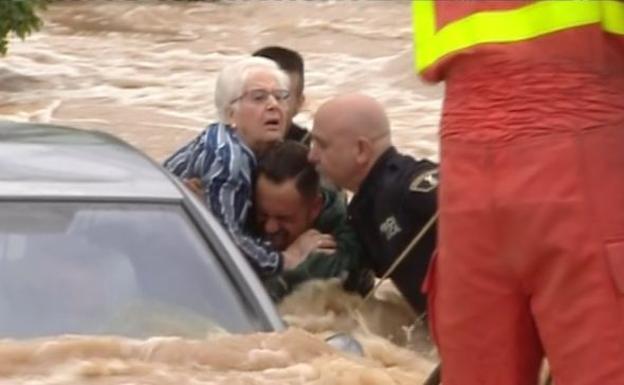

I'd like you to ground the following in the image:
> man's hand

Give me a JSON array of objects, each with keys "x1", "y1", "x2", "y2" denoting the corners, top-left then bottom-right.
[
  {"x1": 282, "y1": 229, "x2": 336, "y2": 269},
  {"x1": 183, "y1": 177, "x2": 204, "y2": 200}
]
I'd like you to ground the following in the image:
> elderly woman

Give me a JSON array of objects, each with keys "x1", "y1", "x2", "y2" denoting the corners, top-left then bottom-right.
[{"x1": 164, "y1": 57, "x2": 309, "y2": 277}]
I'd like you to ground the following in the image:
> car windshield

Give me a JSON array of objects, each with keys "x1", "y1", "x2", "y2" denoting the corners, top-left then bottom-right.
[{"x1": 0, "y1": 202, "x2": 264, "y2": 339}]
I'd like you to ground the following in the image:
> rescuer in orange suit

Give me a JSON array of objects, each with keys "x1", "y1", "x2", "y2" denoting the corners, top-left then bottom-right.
[{"x1": 413, "y1": 1, "x2": 624, "y2": 385}]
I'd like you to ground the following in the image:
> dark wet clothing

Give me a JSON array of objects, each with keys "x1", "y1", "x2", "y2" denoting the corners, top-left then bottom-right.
[
  {"x1": 285, "y1": 122, "x2": 310, "y2": 146},
  {"x1": 348, "y1": 147, "x2": 438, "y2": 313}
]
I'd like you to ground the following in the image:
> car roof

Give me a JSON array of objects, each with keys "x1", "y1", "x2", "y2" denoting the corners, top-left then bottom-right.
[{"x1": 0, "y1": 121, "x2": 182, "y2": 200}]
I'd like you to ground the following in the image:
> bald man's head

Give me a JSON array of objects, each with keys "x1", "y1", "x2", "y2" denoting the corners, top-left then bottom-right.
[
  {"x1": 308, "y1": 94, "x2": 392, "y2": 192},
  {"x1": 314, "y1": 93, "x2": 391, "y2": 144}
]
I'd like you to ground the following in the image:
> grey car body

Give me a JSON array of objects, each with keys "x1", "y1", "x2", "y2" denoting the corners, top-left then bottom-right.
[{"x1": 0, "y1": 121, "x2": 284, "y2": 338}]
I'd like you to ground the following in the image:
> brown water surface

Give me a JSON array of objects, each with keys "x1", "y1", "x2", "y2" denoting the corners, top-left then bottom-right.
[{"x1": 0, "y1": 0, "x2": 442, "y2": 161}]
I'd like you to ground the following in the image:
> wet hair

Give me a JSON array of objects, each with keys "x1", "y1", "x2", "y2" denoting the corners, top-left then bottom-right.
[
  {"x1": 214, "y1": 56, "x2": 290, "y2": 122},
  {"x1": 257, "y1": 140, "x2": 319, "y2": 201},
  {"x1": 253, "y1": 46, "x2": 304, "y2": 95}
]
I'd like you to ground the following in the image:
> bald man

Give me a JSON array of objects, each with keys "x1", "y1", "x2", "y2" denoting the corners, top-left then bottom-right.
[{"x1": 308, "y1": 93, "x2": 438, "y2": 313}]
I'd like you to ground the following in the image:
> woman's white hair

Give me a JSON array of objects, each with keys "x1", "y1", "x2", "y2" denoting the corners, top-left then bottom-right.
[{"x1": 214, "y1": 56, "x2": 290, "y2": 122}]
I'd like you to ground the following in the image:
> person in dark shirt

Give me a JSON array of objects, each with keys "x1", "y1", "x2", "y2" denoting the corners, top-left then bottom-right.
[
  {"x1": 254, "y1": 140, "x2": 373, "y2": 301},
  {"x1": 253, "y1": 46, "x2": 309, "y2": 145},
  {"x1": 308, "y1": 93, "x2": 438, "y2": 314}
]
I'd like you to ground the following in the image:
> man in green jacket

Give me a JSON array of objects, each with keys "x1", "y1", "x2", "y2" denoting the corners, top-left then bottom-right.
[{"x1": 255, "y1": 140, "x2": 373, "y2": 301}]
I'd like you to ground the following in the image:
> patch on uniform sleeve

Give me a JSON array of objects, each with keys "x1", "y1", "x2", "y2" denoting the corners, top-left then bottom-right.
[
  {"x1": 380, "y1": 216, "x2": 402, "y2": 241},
  {"x1": 409, "y1": 169, "x2": 439, "y2": 193}
]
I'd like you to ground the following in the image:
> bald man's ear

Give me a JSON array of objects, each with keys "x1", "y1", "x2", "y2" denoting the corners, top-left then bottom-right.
[{"x1": 355, "y1": 136, "x2": 374, "y2": 165}]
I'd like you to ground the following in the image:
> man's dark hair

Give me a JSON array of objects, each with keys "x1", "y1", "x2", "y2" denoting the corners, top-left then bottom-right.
[
  {"x1": 257, "y1": 140, "x2": 319, "y2": 201},
  {"x1": 252, "y1": 46, "x2": 304, "y2": 95}
]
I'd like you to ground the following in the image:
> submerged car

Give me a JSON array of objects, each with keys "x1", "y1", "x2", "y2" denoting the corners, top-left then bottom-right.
[{"x1": 0, "y1": 121, "x2": 284, "y2": 339}]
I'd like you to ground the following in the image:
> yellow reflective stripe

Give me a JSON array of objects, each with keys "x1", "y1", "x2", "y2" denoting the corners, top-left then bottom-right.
[
  {"x1": 412, "y1": 0, "x2": 436, "y2": 74},
  {"x1": 413, "y1": 0, "x2": 607, "y2": 73},
  {"x1": 603, "y1": 0, "x2": 624, "y2": 35}
]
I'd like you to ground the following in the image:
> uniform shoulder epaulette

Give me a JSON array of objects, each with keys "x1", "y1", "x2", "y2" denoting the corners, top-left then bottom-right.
[{"x1": 409, "y1": 168, "x2": 439, "y2": 193}]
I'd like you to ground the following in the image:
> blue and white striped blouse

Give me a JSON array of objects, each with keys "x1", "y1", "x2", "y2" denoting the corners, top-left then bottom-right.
[{"x1": 164, "y1": 122, "x2": 282, "y2": 276}]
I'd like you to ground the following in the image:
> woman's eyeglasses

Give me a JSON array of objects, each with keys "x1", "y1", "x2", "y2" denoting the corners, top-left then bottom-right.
[{"x1": 231, "y1": 89, "x2": 290, "y2": 105}]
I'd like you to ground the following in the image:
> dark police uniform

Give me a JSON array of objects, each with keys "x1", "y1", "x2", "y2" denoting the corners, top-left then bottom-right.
[{"x1": 348, "y1": 147, "x2": 438, "y2": 313}]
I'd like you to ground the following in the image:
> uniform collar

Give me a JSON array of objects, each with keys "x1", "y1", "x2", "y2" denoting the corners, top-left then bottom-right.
[{"x1": 349, "y1": 146, "x2": 398, "y2": 211}]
